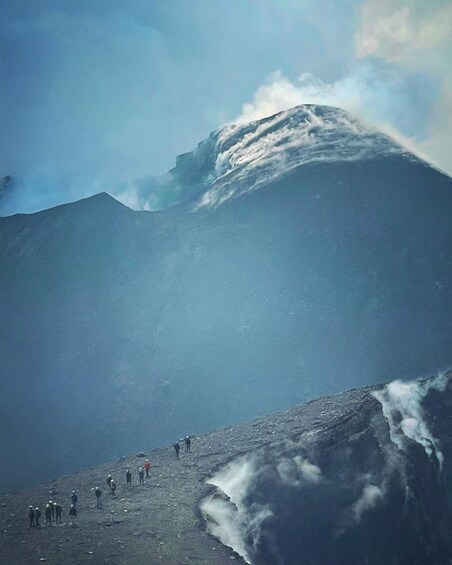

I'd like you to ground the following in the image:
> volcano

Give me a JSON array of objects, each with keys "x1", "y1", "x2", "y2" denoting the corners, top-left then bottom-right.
[{"x1": 1, "y1": 105, "x2": 451, "y2": 491}]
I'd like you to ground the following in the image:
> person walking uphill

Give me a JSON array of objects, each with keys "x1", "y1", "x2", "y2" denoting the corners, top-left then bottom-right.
[
  {"x1": 28, "y1": 506, "x2": 35, "y2": 527},
  {"x1": 107, "y1": 474, "x2": 112, "y2": 488},
  {"x1": 71, "y1": 491, "x2": 78, "y2": 507},
  {"x1": 174, "y1": 442, "x2": 180, "y2": 458},
  {"x1": 144, "y1": 458, "x2": 151, "y2": 478},
  {"x1": 110, "y1": 479, "x2": 117, "y2": 498},
  {"x1": 185, "y1": 435, "x2": 191, "y2": 452},
  {"x1": 126, "y1": 469, "x2": 132, "y2": 488},
  {"x1": 95, "y1": 487, "x2": 102, "y2": 509},
  {"x1": 138, "y1": 467, "x2": 144, "y2": 486}
]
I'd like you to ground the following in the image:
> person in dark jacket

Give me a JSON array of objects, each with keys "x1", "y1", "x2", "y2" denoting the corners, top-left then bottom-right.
[
  {"x1": 126, "y1": 469, "x2": 132, "y2": 487},
  {"x1": 45, "y1": 504, "x2": 52, "y2": 525},
  {"x1": 95, "y1": 487, "x2": 102, "y2": 509},
  {"x1": 107, "y1": 475, "x2": 112, "y2": 488},
  {"x1": 184, "y1": 435, "x2": 191, "y2": 452},
  {"x1": 69, "y1": 505, "x2": 77, "y2": 525},
  {"x1": 174, "y1": 442, "x2": 180, "y2": 458},
  {"x1": 48, "y1": 500, "x2": 55, "y2": 521},
  {"x1": 70, "y1": 491, "x2": 78, "y2": 507},
  {"x1": 138, "y1": 467, "x2": 144, "y2": 485},
  {"x1": 28, "y1": 506, "x2": 35, "y2": 527},
  {"x1": 35, "y1": 507, "x2": 41, "y2": 528},
  {"x1": 55, "y1": 502, "x2": 62, "y2": 524}
]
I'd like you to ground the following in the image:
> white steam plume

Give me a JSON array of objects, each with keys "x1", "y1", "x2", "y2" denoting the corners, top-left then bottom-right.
[
  {"x1": 352, "y1": 484, "x2": 384, "y2": 522},
  {"x1": 277, "y1": 455, "x2": 321, "y2": 487},
  {"x1": 233, "y1": 68, "x2": 434, "y2": 168},
  {"x1": 201, "y1": 449, "x2": 322, "y2": 562},
  {"x1": 200, "y1": 454, "x2": 272, "y2": 564},
  {"x1": 372, "y1": 373, "x2": 448, "y2": 468}
]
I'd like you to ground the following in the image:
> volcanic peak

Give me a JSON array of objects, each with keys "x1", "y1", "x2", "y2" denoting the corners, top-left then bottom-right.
[{"x1": 195, "y1": 104, "x2": 416, "y2": 209}]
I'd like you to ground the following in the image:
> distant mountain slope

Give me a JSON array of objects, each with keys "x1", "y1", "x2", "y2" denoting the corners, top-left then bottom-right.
[
  {"x1": 0, "y1": 374, "x2": 450, "y2": 564},
  {"x1": 1, "y1": 105, "x2": 452, "y2": 492}
]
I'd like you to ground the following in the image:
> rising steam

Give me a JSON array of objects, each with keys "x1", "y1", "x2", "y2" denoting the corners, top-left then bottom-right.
[{"x1": 372, "y1": 373, "x2": 448, "y2": 468}]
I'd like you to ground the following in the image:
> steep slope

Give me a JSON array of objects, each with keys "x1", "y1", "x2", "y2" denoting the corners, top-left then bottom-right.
[
  {"x1": 0, "y1": 374, "x2": 450, "y2": 564},
  {"x1": 1, "y1": 105, "x2": 452, "y2": 492}
]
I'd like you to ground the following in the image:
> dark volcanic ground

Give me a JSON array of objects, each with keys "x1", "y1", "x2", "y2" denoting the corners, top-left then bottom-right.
[{"x1": 1, "y1": 376, "x2": 451, "y2": 564}]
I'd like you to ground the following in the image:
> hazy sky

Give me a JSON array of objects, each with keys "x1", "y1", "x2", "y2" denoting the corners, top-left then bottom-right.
[{"x1": 1, "y1": 0, "x2": 451, "y2": 214}]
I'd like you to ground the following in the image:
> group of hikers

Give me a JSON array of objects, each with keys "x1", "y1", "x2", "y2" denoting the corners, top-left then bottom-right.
[
  {"x1": 95, "y1": 456, "x2": 153, "y2": 507},
  {"x1": 27, "y1": 437, "x2": 192, "y2": 527},
  {"x1": 28, "y1": 491, "x2": 78, "y2": 528}
]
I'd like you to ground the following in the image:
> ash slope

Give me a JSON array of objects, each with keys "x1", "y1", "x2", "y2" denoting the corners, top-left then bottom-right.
[
  {"x1": 1, "y1": 375, "x2": 451, "y2": 565},
  {"x1": 1, "y1": 105, "x2": 452, "y2": 493}
]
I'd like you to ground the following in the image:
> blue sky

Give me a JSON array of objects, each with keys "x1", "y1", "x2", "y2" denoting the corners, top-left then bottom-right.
[{"x1": 1, "y1": 0, "x2": 450, "y2": 214}]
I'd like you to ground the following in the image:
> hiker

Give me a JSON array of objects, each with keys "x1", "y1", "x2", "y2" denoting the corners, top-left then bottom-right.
[
  {"x1": 174, "y1": 442, "x2": 180, "y2": 458},
  {"x1": 28, "y1": 505, "x2": 35, "y2": 527},
  {"x1": 55, "y1": 502, "x2": 62, "y2": 524},
  {"x1": 71, "y1": 491, "x2": 78, "y2": 507},
  {"x1": 138, "y1": 467, "x2": 144, "y2": 485},
  {"x1": 184, "y1": 435, "x2": 191, "y2": 452},
  {"x1": 144, "y1": 459, "x2": 151, "y2": 478},
  {"x1": 69, "y1": 504, "x2": 77, "y2": 525},
  {"x1": 45, "y1": 504, "x2": 52, "y2": 525},
  {"x1": 95, "y1": 487, "x2": 102, "y2": 509},
  {"x1": 35, "y1": 507, "x2": 41, "y2": 528},
  {"x1": 107, "y1": 474, "x2": 113, "y2": 488},
  {"x1": 126, "y1": 469, "x2": 132, "y2": 487},
  {"x1": 49, "y1": 500, "x2": 55, "y2": 521},
  {"x1": 110, "y1": 479, "x2": 117, "y2": 497}
]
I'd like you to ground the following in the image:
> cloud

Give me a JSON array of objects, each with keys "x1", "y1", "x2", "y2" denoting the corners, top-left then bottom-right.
[
  {"x1": 114, "y1": 180, "x2": 155, "y2": 211},
  {"x1": 355, "y1": 0, "x2": 452, "y2": 174},
  {"x1": 352, "y1": 484, "x2": 384, "y2": 522},
  {"x1": 3, "y1": 0, "x2": 450, "y2": 217},
  {"x1": 201, "y1": 447, "x2": 322, "y2": 562},
  {"x1": 347, "y1": 373, "x2": 450, "y2": 525},
  {"x1": 234, "y1": 66, "x2": 442, "y2": 170},
  {"x1": 234, "y1": 66, "x2": 431, "y2": 137},
  {"x1": 372, "y1": 373, "x2": 448, "y2": 468},
  {"x1": 201, "y1": 454, "x2": 272, "y2": 564},
  {"x1": 277, "y1": 455, "x2": 321, "y2": 487},
  {"x1": 233, "y1": 0, "x2": 452, "y2": 176},
  {"x1": 356, "y1": 0, "x2": 452, "y2": 63}
]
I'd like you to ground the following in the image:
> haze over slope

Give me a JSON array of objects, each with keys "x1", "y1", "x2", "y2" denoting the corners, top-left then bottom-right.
[{"x1": 1, "y1": 105, "x2": 451, "y2": 491}]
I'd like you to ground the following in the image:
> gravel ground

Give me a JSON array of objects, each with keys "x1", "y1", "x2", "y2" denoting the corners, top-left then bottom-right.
[{"x1": 0, "y1": 382, "x2": 431, "y2": 564}]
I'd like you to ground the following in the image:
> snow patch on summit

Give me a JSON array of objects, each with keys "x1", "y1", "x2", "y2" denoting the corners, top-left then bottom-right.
[{"x1": 195, "y1": 104, "x2": 411, "y2": 209}]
